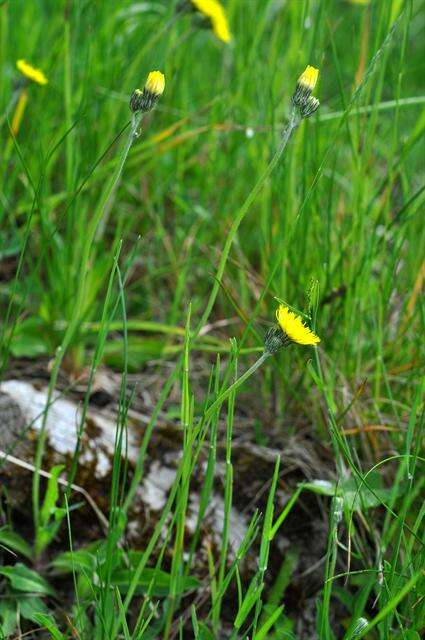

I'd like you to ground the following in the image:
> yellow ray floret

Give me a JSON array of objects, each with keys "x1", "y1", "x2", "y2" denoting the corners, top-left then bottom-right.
[
  {"x1": 297, "y1": 65, "x2": 319, "y2": 91},
  {"x1": 276, "y1": 304, "x2": 320, "y2": 346},
  {"x1": 16, "y1": 59, "x2": 48, "y2": 85},
  {"x1": 145, "y1": 70, "x2": 165, "y2": 97},
  {"x1": 190, "y1": 0, "x2": 232, "y2": 43}
]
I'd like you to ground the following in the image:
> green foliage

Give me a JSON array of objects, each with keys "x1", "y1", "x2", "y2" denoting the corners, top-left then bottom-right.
[
  {"x1": 0, "y1": 0, "x2": 424, "y2": 637},
  {"x1": 303, "y1": 472, "x2": 407, "y2": 511},
  {"x1": 52, "y1": 545, "x2": 200, "y2": 598},
  {"x1": 34, "y1": 464, "x2": 66, "y2": 555},
  {"x1": 0, "y1": 563, "x2": 54, "y2": 595},
  {"x1": 0, "y1": 564, "x2": 52, "y2": 636},
  {"x1": 0, "y1": 527, "x2": 33, "y2": 560}
]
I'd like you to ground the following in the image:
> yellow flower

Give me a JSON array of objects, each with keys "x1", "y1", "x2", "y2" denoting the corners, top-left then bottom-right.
[
  {"x1": 276, "y1": 304, "x2": 320, "y2": 346},
  {"x1": 145, "y1": 70, "x2": 165, "y2": 97},
  {"x1": 16, "y1": 59, "x2": 48, "y2": 86},
  {"x1": 190, "y1": 0, "x2": 232, "y2": 43},
  {"x1": 297, "y1": 65, "x2": 319, "y2": 92}
]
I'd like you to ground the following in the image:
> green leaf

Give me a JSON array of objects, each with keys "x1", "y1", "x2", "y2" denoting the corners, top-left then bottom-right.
[
  {"x1": 76, "y1": 574, "x2": 95, "y2": 600},
  {"x1": 253, "y1": 605, "x2": 284, "y2": 640},
  {"x1": 40, "y1": 465, "x2": 65, "y2": 527},
  {"x1": 198, "y1": 623, "x2": 216, "y2": 640},
  {"x1": 9, "y1": 317, "x2": 50, "y2": 358},
  {"x1": 18, "y1": 596, "x2": 49, "y2": 621},
  {"x1": 32, "y1": 613, "x2": 65, "y2": 639},
  {"x1": 234, "y1": 577, "x2": 264, "y2": 630},
  {"x1": 51, "y1": 549, "x2": 97, "y2": 574},
  {"x1": 111, "y1": 567, "x2": 200, "y2": 597},
  {"x1": 0, "y1": 528, "x2": 33, "y2": 560},
  {"x1": 303, "y1": 474, "x2": 406, "y2": 512},
  {"x1": 0, "y1": 600, "x2": 17, "y2": 637},
  {"x1": 0, "y1": 564, "x2": 55, "y2": 596}
]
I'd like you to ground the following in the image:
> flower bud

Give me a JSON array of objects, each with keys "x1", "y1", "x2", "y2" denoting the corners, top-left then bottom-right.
[
  {"x1": 300, "y1": 95, "x2": 320, "y2": 118},
  {"x1": 292, "y1": 65, "x2": 319, "y2": 111},
  {"x1": 130, "y1": 71, "x2": 165, "y2": 113}
]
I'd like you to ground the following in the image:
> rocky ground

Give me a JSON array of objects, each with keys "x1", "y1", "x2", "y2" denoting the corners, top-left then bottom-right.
[{"x1": 0, "y1": 358, "x2": 343, "y2": 638}]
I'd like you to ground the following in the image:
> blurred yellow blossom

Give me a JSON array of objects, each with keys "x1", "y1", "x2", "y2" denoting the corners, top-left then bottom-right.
[
  {"x1": 190, "y1": 0, "x2": 232, "y2": 43},
  {"x1": 16, "y1": 59, "x2": 48, "y2": 85}
]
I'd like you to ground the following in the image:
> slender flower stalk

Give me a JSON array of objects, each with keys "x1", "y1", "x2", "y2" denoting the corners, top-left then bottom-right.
[
  {"x1": 95, "y1": 71, "x2": 165, "y2": 239},
  {"x1": 194, "y1": 106, "x2": 299, "y2": 338},
  {"x1": 32, "y1": 70, "x2": 165, "y2": 548},
  {"x1": 194, "y1": 66, "x2": 320, "y2": 338},
  {"x1": 203, "y1": 352, "x2": 271, "y2": 421}
]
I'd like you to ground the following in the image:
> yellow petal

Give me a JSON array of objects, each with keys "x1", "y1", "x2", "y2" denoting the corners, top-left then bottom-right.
[
  {"x1": 297, "y1": 65, "x2": 319, "y2": 91},
  {"x1": 145, "y1": 70, "x2": 165, "y2": 96},
  {"x1": 276, "y1": 304, "x2": 320, "y2": 346}
]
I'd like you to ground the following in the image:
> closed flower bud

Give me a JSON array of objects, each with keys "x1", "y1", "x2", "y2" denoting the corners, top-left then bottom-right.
[
  {"x1": 292, "y1": 65, "x2": 319, "y2": 110},
  {"x1": 130, "y1": 71, "x2": 165, "y2": 113},
  {"x1": 300, "y1": 95, "x2": 320, "y2": 118}
]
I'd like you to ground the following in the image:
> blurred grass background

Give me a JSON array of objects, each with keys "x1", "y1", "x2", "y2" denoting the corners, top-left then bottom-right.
[{"x1": 0, "y1": 0, "x2": 424, "y2": 638}]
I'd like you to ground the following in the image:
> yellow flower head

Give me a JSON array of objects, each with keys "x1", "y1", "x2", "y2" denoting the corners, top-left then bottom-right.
[
  {"x1": 276, "y1": 304, "x2": 320, "y2": 346},
  {"x1": 16, "y1": 59, "x2": 48, "y2": 86},
  {"x1": 145, "y1": 70, "x2": 165, "y2": 97},
  {"x1": 190, "y1": 0, "x2": 232, "y2": 43},
  {"x1": 297, "y1": 65, "x2": 319, "y2": 92}
]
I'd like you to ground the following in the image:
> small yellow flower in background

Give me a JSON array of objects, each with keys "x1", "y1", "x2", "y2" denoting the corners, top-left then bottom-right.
[
  {"x1": 16, "y1": 59, "x2": 48, "y2": 86},
  {"x1": 190, "y1": 0, "x2": 232, "y2": 43},
  {"x1": 349, "y1": 0, "x2": 370, "y2": 5},
  {"x1": 276, "y1": 304, "x2": 320, "y2": 346},
  {"x1": 8, "y1": 59, "x2": 47, "y2": 143},
  {"x1": 297, "y1": 65, "x2": 319, "y2": 92},
  {"x1": 130, "y1": 70, "x2": 165, "y2": 113}
]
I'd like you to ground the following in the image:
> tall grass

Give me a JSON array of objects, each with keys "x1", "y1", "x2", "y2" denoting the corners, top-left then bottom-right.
[{"x1": 0, "y1": 0, "x2": 424, "y2": 637}]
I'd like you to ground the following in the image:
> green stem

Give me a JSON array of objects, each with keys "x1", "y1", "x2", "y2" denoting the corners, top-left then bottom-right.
[
  {"x1": 203, "y1": 352, "x2": 271, "y2": 422},
  {"x1": 194, "y1": 107, "x2": 299, "y2": 338},
  {"x1": 32, "y1": 112, "x2": 141, "y2": 547}
]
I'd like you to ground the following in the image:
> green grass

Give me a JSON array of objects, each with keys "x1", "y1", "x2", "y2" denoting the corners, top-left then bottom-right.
[{"x1": 0, "y1": 0, "x2": 424, "y2": 637}]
